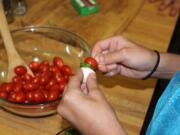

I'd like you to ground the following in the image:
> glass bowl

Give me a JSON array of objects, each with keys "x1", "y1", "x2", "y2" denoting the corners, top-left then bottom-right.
[{"x1": 0, "y1": 26, "x2": 90, "y2": 117}]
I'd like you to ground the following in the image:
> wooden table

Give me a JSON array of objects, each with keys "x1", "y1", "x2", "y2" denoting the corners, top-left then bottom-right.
[{"x1": 0, "y1": 0, "x2": 177, "y2": 135}]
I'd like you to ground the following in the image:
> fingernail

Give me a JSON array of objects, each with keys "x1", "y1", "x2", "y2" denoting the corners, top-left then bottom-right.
[{"x1": 98, "y1": 65, "x2": 106, "y2": 72}]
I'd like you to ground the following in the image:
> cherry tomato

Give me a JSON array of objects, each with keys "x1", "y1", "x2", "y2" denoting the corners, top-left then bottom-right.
[
  {"x1": 49, "y1": 65, "x2": 60, "y2": 75},
  {"x1": 50, "y1": 84, "x2": 60, "y2": 92},
  {"x1": 59, "y1": 82, "x2": 66, "y2": 92},
  {"x1": 41, "y1": 60, "x2": 49, "y2": 66},
  {"x1": 29, "y1": 61, "x2": 40, "y2": 72},
  {"x1": 55, "y1": 73, "x2": 66, "y2": 84},
  {"x1": 39, "y1": 75, "x2": 49, "y2": 85},
  {"x1": 21, "y1": 73, "x2": 33, "y2": 82},
  {"x1": 12, "y1": 82, "x2": 22, "y2": 93},
  {"x1": 8, "y1": 92, "x2": 17, "y2": 101},
  {"x1": 14, "y1": 65, "x2": 27, "y2": 76},
  {"x1": 61, "y1": 65, "x2": 73, "y2": 75},
  {"x1": 53, "y1": 57, "x2": 64, "y2": 69},
  {"x1": 0, "y1": 82, "x2": 13, "y2": 93},
  {"x1": 3, "y1": 56, "x2": 73, "y2": 104},
  {"x1": 15, "y1": 91, "x2": 26, "y2": 103},
  {"x1": 0, "y1": 91, "x2": 8, "y2": 99},
  {"x1": 12, "y1": 76, "x2": 22, "y2": 83},
  {"x1": 34, "y1": 90, "x2": 45, "y2": 103},
  {"x1": 23, "y1": 83, "x2": 39, "y2": 91},
  {"x1": 32, "y1": 76, "x2": 40, "y2": 84},
  {"x1": 39, "y1": 64, "x2": 49, "y2": 73},
  {"x1": 8, "y1": 92, "x2": 17, "y2": 102},
  {"x1": 64, "y1": 75, "x2": 70, "y2": 82},
  {"x1": 47, "y1": 90, "x2": 59, "y2": 101},
  {"x1": 84, "y1": 57, "x2": 97, "y2": 70},
  {"x1": 42, "y1": 90, "x2": 48, "y2": 100},
  {"x1": 45, "y1": 78, "x2": 57, "y2": 90},
  {"x1": 26, "y1": 91, "x2": 35, "y2": 102}
]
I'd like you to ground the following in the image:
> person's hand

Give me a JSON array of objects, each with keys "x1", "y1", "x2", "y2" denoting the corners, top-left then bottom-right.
[
  {"x1": 57, "y1": 70, "x2": 126, "y2": 135},
  {"x1": 149, "y1": 0, "x2": 180, "y2": 16},
  {"x1": 92, "y1": 36, "x2": 158, "y2": 79}
]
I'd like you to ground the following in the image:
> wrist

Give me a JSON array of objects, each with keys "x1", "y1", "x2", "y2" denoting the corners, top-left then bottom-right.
[
  {"x1": 142, "y1": 50, "x2": 160, "y2": 80},
  {"x1": 152, "y1": 53, "x2": 180, "y2": 79}
]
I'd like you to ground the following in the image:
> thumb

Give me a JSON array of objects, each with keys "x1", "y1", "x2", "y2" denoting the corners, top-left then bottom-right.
[{"x1": 87, "y1": 73, "x2": 98, "y2": 93}]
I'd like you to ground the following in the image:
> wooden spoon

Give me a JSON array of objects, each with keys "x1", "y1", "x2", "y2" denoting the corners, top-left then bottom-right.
[{"x1": 0, "y1": 1, "x2": 33, "y2": 82}]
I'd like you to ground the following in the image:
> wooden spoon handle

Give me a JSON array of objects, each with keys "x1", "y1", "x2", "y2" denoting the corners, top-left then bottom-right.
[{"x1": 0, "y1": 0, "x2": 18, "y2": 58}]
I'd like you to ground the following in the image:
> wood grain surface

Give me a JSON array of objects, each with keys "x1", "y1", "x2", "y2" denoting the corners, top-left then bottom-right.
[{"x1": 0, "y1": 0, "x2": 177, "y2": 135}]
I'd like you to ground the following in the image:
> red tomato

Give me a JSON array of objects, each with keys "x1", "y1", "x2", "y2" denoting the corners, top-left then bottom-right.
[
  {"x1": 12, "y1": 76, "x2": 22, "y2": 83},
  {"x1": 50, "y1": 84, "x2": 60, "y2": 92},
  {"x1": 53, "y1": 57, "x2": 64, "y2": 69},
  {"x1": 84, "y1": 57, "x2": 97, "y2": 70},
  {"x1": 32, "y1": 76, "x2": 40, "y2": 84},
  {"x1": 45, "y1": 79, "x2": 57, "y2": 90},
  {"x1": 49, "y1": 65, "x2": 60, "y2": 75},
  {"x1": 42, "y1": 90, "x2": 48, "y2": 100},
  {"x1": 0, "y1": 91, "x2": 8, "y2": 99},
  {"x1": 64, "y1": 75, "x2": 70, "y2": 82},
  {"x1": 39, "y1": 75, "x2": 49, "y2": 85},
  {"x1": 61, "y1": 65, "x2": 73, "y2": 75},
  {"x1": 26, "y1": 91, "x2": 35, "y2": 102},
  {"x1": 55, "y1": 73, "x2": 66, "y2": 84},
  {"x1": 15, "y1": 91, "x2": 26, "y2": 103},
  {"x1": 0, "y1": 82, "x2": 13, "y2": 93},
  {"x1": 41, "y1": 60, "x2": 49, "y2": 66},
  {"x1": 29, "y1": 61, "x2": 40, "y2": 72},
  {"x1": 34, "y1": 91, "x2": 45, "y2": 103},
  {"x1": 14, "y1": 65, "x2": 27, "y2": 76},
  {"x1": 47, "y1": 90, "x2": 59, "y2": 101},
  {"x1": 39, "y1": 64, "x2": 49, "y2": 73},
  {"x1": 8, "y1": 92, "x2": 17, "y2": 101},
  {"x1": 21, "y1": 73, "x2": 33, "y2": 82},
  {"x1": 23, "y1": 83, "x2": 39, "y2": 91},
  {"x1": 12, "y1": 82, "x2": 22, "y2": 93},
  {"x1": 59, "y1": 83, "x2": 66, "y2": 92}
]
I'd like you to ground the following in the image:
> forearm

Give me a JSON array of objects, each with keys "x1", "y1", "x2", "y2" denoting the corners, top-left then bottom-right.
[{"x1": 152, "y1": 53, "x2": 180, "y2": 79}]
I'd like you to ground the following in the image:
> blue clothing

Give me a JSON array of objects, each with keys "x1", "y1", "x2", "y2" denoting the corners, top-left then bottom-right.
[{"x1": 147, "y1": 71, "x2": 180, "y2": 135}]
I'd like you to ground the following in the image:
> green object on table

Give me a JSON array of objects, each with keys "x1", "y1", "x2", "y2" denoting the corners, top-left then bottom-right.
[
  {"x1": 71, "y1": 0, "x2": 99, "y2": 16},
  {"x1": 65, "y1": 128, "x2": 81, "y2": 135},
  {"x1": 80, "y1": 62, "x2": 92, "y2": 68}
]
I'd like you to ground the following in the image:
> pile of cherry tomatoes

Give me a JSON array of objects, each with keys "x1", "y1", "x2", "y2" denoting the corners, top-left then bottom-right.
[{"x1": 0, "y1": 57, "x2": 73, "y2": 104}]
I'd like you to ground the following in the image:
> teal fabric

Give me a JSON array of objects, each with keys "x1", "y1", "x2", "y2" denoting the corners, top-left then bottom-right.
[{"x1": 146, "y1": 71, "x2": 180, "y2": 135}]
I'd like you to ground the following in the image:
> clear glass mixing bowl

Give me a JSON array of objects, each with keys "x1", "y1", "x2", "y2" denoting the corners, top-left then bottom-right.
[{"x1": 0, "y1": 26, "x2": 90, "y2": 117}]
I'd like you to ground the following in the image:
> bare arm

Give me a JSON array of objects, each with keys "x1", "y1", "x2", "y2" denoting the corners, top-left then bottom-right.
[{"x1": 153, "y1": 53, "x2": 180, "y2": 79}]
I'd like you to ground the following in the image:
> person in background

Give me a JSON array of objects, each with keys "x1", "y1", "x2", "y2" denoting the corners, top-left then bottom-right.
[
  {"x1": 149, "y1": 0, "x2": 180, "y2": 16},
  {"x1": 57, "y1": 36, "x2": 180, "y2": 135}
]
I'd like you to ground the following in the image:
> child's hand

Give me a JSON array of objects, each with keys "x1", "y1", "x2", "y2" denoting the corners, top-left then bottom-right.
[
  {"x1": 149, "y1": 0, "x2": 180, "y2": 16},
  {"x1": 57, "y1": 70, "x2": 126, "y2": 135},
  {"x1": 92, "y1": 36, "x2": 157, "y2": 79}
]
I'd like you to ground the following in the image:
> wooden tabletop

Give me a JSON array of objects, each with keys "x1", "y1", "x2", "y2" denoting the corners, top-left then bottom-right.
[{"x1": 0, "y1": 0, "x2": 178, "y2": 135}]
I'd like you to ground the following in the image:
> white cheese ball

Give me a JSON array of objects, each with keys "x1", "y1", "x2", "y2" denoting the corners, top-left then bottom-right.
[{"x1": 81, "y1": 67, "x2": 95, "y2": 83}]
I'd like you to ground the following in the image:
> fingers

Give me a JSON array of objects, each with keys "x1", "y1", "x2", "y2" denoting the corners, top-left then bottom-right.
[
  {"x1": 97, "y1": 49, "x2": 126, "y2": 66},
  {"x1": 170, "y1": 2, "x2": 180, "y2": 16},
  {"x1": 92, "y1": 38, "x2": 113, "y2": 58},
  {"x1": 67, "y1": 70, "x2": 83, "y2": 90},
  {"x1": 86, "y1": 73, "x2": 98, "y2": 93},
  {"x1": 92, "y1": 36, "x2": 127, "y2": 58},
  {"x1": 159, "y1": 0, "x2": 173, "y2": 10}
]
